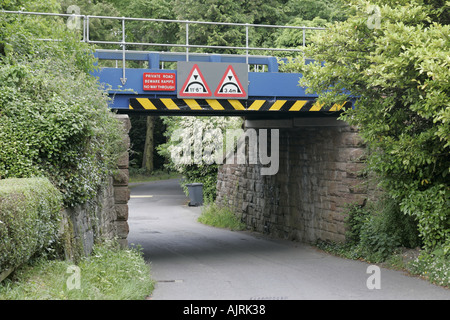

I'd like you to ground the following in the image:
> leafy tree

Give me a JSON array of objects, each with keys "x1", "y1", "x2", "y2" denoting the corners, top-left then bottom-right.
[
  {"x1": 170, "y1": 0, "x2": 291, "y2": 54},
  {"x1": 283, "y1": 0, "x2": 350, "y2": 23},
  {"x1": 0, "y1": 0, "x2": 126, "y2": 206},
  {"x1": 59, "y1": 0, "x2": 122, "y2": 48},
  {"x1": 119, "y1": 0, "x2": 180, "y2": 51},
  {"x1": 275, "y1": 0, "x2": 352, "y2": 54},
  {"x1": 158, "y1": 116, "x2": 242, "y2": 200},
  {"x1": 293, "y1": 0, "x2": 449, "y2": 252},
  {"x1": 275, "y1": 17, "x2": 328, "y2": 51},
  {"x1": 171, "y1": 0, "x2": 248, "y2": 54}
]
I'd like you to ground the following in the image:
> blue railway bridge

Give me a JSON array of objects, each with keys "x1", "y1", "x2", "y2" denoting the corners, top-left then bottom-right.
[{"x1": 2, "y1": 10, "x2": 367, "y2": 246}]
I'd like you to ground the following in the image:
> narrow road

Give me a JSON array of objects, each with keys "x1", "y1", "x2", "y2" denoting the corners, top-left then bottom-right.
[{"x1": 127, "y1": 179, "x2": 449, "y2": 300}]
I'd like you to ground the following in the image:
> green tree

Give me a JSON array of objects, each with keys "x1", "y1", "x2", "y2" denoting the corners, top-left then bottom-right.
[
  {"x1": 275, "y1": 17, "x2": 328, "y2": 51},
  {"x1": 294, "y1": 0, "x2": 449, "y2": 252},
  {"x1": 119, "y1": 0, "x2": 180, "y2": 51},
  {"x1": 275, "y1": 0, "x2": 351, "y2": 54},
  {"x1": 158, "y1": 116, "x2": 242, "y2": 201},
  {"x1": 171, "y1": 0, "x2": 289, "y2": 54},
  {"x1": 283, "y1": 0, "x2": 350, "y2": 23},
  {"x1": 171, "y1": 0, "x2": 247, "y2": 54},
  {"x1": 59, "y1": 0, "x2": 122, "y2": 48},
  {"x1": 0, "y1": 0, "x2": 126, "y2": 206}
]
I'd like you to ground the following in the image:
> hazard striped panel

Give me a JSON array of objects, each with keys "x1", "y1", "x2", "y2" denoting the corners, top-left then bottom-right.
[{"x1": 129, "y1": 98, "x2": 351, "y2": 112}]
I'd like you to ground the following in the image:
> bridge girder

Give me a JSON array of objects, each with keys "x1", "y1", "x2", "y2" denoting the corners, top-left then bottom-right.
[{"x1": 93, "y1": 50, "x2": 351, "y2": 117}]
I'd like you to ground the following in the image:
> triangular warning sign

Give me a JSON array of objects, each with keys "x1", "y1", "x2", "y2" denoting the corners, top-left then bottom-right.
[
  {"x1": 179, "y1": 64, "x2": 212, "y2": 97},
  {"x1": 214, "y1": 65, "x2": 247, "y2": 98}
]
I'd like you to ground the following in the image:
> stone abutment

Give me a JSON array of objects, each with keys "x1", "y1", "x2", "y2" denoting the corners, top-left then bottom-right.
[
  {"x1": 61, "y1": 114, "x2": 131, "y2": 258},
  {"x1": 216, "y1": 117, "x2": 369, "y2": 243}
]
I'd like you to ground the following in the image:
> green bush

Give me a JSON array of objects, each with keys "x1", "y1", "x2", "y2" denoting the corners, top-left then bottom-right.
[
  {"x1": 0, "y1": 11, "x2": 126, "y2": 207},
  {"x1": 0, "y1": 178, "x2": 63, "y2": 273},
  {"x1": 295, "y1": 0, "x2": 449, "y2": 252},
  {"x1": 345, "y1": 196, "x2": 421, "y2": 263},
  {"x1": 344, "y1": 203, "x2": 370, "y2": 245},
  {"x1": 399, "y1": 184, "x2": 449, "y2": 252}
]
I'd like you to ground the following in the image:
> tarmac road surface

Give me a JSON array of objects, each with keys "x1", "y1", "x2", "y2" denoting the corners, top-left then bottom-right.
[{"x1": 127, "y1": 179, "x2": 450, "y2": 300}]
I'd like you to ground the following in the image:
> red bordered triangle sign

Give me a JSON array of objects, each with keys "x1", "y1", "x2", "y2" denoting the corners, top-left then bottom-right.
[
  {"x1": 179, "y1": 64, "x2": 212, "y2": 97},
  {"x1": 214, "y1": 65, "x2": 247, "y2": 98}
]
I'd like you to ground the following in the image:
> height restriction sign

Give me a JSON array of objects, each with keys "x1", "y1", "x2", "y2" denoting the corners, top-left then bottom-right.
[
  {"x1": 214, "y1": 65, "x2": 247, "y2": 98},
  {"x1": 177, "y1": 62, "x2": 248, "y2": 99},
  {"x1": 178, "y1": 64, "x2": 212, "y2": 97}
]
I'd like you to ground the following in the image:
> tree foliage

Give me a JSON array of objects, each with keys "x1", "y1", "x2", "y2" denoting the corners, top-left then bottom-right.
[
  {"x1": 52, "y1": 0, "x2": 349, "y2": 55},
  {"x1": 0, "y1": 0, "x2": 126, "y2": 206},
  {"x1": 294, "y1": 0, "x2": 449, "y2": 251},
  {"x1": 158, "y1": 116, "x2": 242, "y2": 201}
]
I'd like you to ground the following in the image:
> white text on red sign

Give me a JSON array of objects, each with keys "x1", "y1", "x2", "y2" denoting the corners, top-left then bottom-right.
[{"x1": 143, "y1": 73, "x2": 176, "y2": 91}]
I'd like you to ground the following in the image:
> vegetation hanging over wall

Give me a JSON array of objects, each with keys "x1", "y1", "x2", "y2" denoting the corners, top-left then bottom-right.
[
  {"x1": 0, "y1": 0, "x2": 126, "y2": 207},
  {"x1": 292, "y1": 0, "x2": 449, "y2": 273}
]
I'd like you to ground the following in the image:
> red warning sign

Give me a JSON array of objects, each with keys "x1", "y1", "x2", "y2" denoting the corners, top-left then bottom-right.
[
  {"x1": 143, "y1": 73, "x2": 176, "y2": 91},
  {"x1": 214, "y1": 65, "x2": 247, "y2": 98},
  {"x1": 178, "y1": 64, "x2": 212, "y2": 97}
]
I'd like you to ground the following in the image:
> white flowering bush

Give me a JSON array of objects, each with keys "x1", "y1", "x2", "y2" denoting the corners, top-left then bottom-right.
[
  {"x1": 158, "y1": 116, "x2": 243, "y2": 201},
  {"x1": 408, "y1": 249, "x2": 450, "y2": 287},
  {"x1": 162, "y1": 116, "x2": 242, "y2": 169}
]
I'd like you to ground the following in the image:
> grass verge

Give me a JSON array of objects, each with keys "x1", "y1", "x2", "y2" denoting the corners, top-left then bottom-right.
[
  {"x1": 198, "y1": 202, "x2": 246, "y2": 231},
  {"x1": 0, "y1": 241, "x2": 154, "y2": 300}
]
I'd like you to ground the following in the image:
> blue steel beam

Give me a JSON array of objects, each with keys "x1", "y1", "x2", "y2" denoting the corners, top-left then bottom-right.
[
  {"x1": 92, "y1": 68, "x2": 316, "y2": 106},
  {"x1": 91, "y1": 50, "x2": 347, "y2": 115}
]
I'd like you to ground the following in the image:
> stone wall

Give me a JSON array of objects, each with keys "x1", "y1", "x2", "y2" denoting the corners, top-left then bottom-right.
[
  {"x1": 216, "y1": 118, "x2": 369, "y2": 243},
  {"x1": 61, "y1": 115, "x2": 131, "y2": 258},
  {"x1": 113, "y1": 114, "x2": 131, "y2": 248}
]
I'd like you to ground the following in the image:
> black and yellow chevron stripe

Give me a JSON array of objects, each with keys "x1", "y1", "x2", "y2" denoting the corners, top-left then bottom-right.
[{"x1": 129, "y1": 98, "x2": 351, "y2": 112}]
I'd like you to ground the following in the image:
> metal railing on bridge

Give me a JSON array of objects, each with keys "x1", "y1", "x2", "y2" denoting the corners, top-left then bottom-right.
[{"x1": 1, "y1": 9, "x2": 325, "y2": 63}]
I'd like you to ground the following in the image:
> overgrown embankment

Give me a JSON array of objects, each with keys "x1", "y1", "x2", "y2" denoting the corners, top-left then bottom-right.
[
  {"x1": 293, "y1": 0, "x2": 449, "y2": 287},
  {"x1": 0, "y1": 0, "x2": 127, "y2": 278}
]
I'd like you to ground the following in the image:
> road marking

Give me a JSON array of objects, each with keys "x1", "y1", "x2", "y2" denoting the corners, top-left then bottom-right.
[{"x1": 130, "y1": 195, "x2": 154, "y2": 198}]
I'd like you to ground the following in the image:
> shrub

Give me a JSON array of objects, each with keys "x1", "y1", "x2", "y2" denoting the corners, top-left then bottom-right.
[
  {"x1": 180, "y1": 164, "x2": 219, "y2": 203},
  {"x1": 344, "y1": 203, "x2": 371, "y2": 245},
  {"x1": 345, "y1": 196, "x2": 421, "y2": 262},
  {"x1": 0, "y1": 33, "x2": 126, "y2": 207},
  {"x1": 0, "y1": 178, "x2": 63, "y2": 273},
  {"x1": 408, "y1": 249, "x2": 450, "y2": 288},
  {"x1": 399, "y1": 184, "x2": 449, "y2": 252}
]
